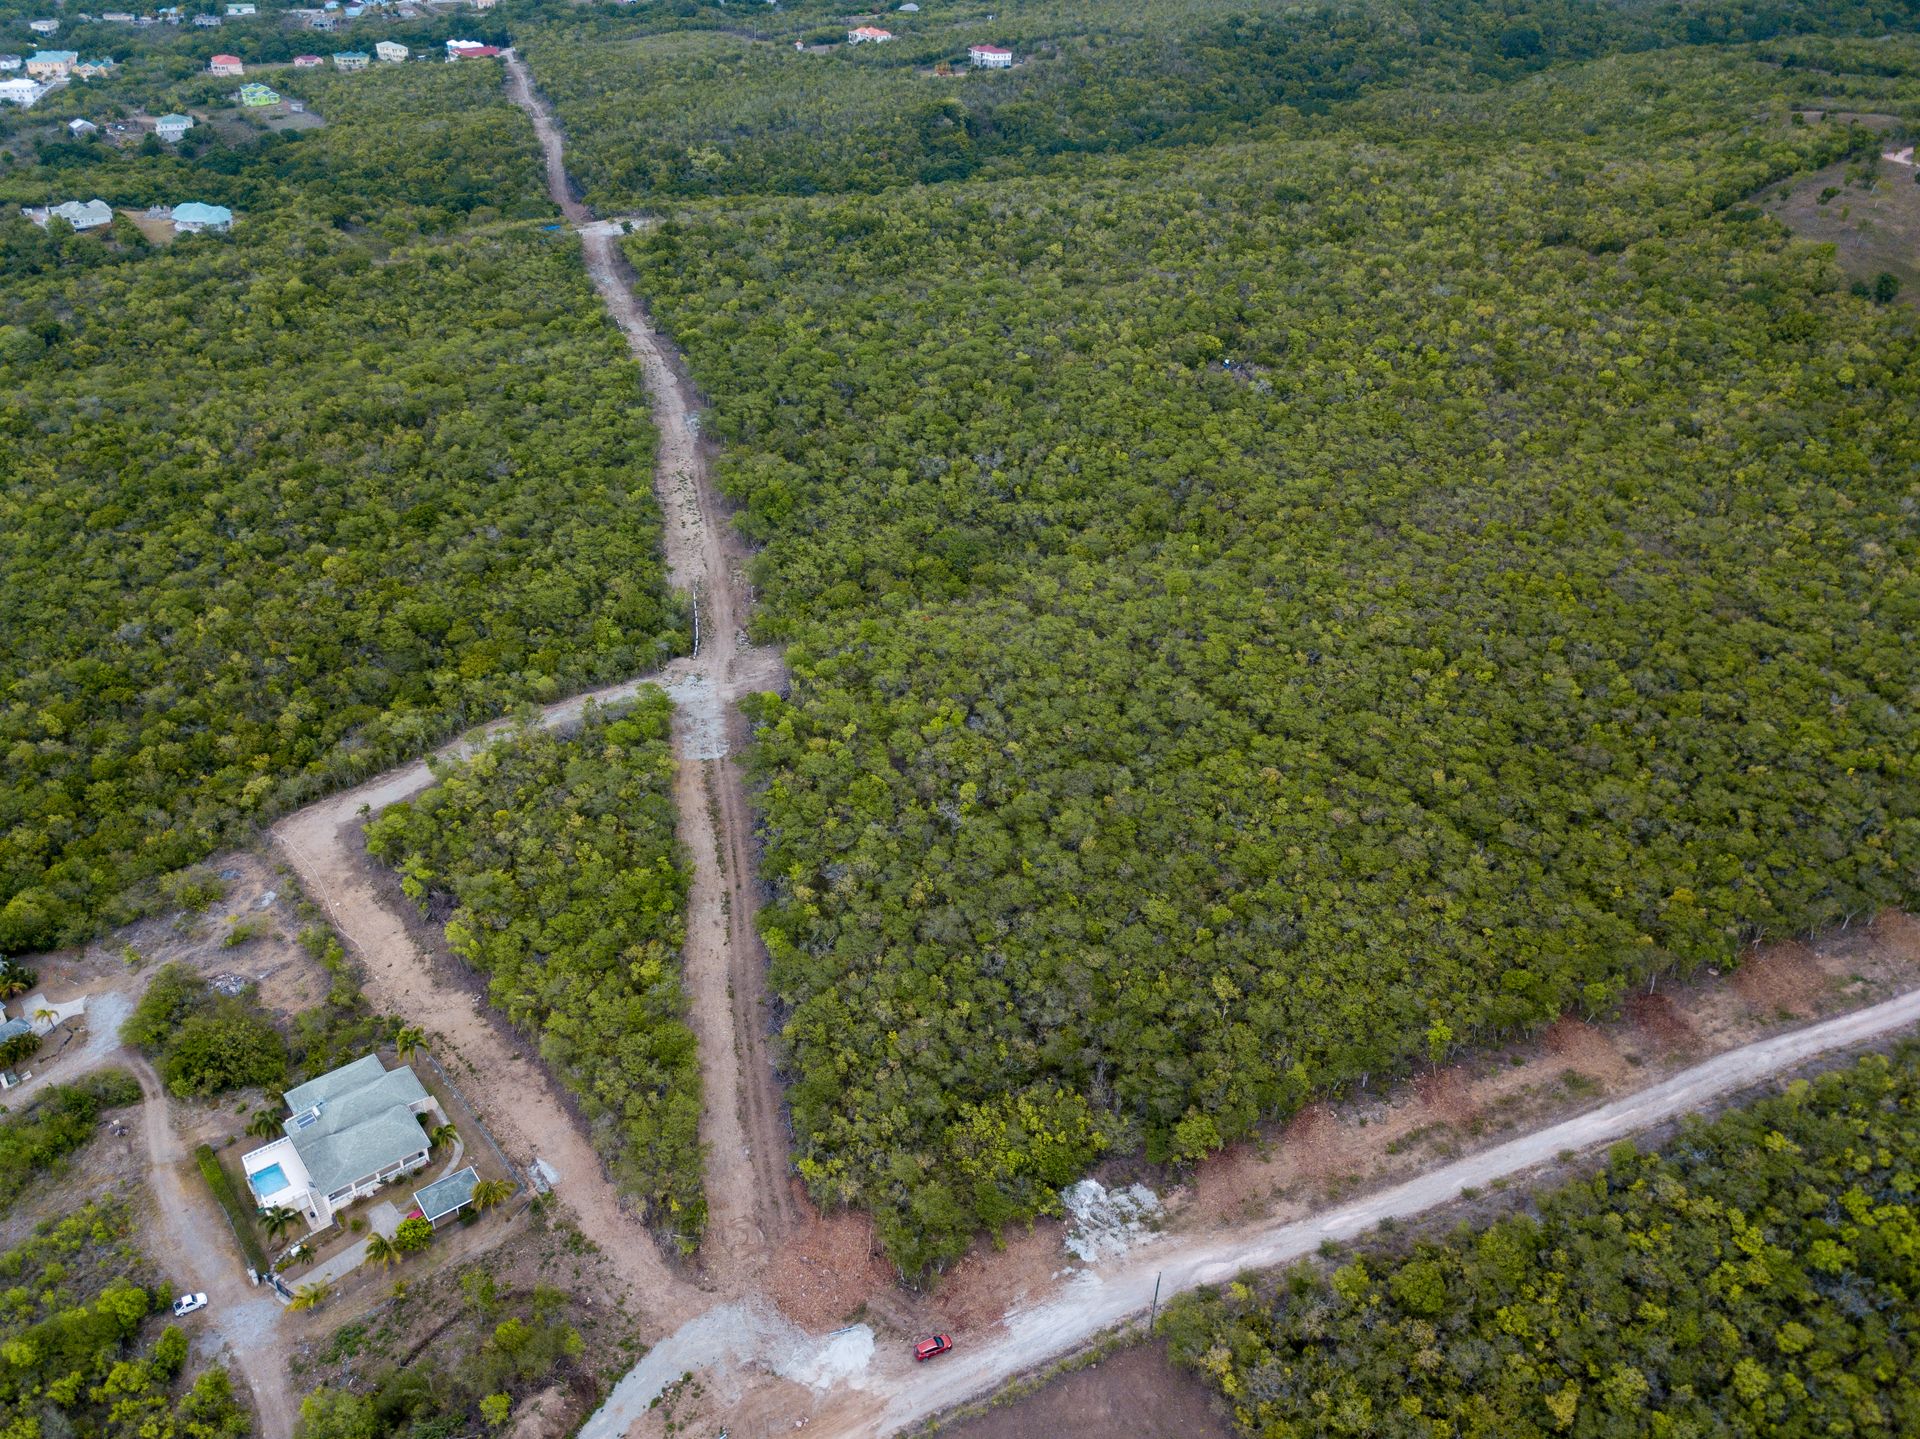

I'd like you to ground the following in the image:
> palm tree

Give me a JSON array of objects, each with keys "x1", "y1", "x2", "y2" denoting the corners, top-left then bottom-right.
[
  {"x1": 364, "y1": 1233, "x2": 399, "y2": 1269},
  {"x1": 429, "y1": 1123, "x2": 458, "y2": 1152},
  {"x1": 247, "y1": 1110, "x2": 281, "y2": 1140},
  {"x1": 469, "y1": 1179, "x2": 513, "y2": 1213},
  {"x1": 260, "y1": 1206, "x2": 302, "y2": 1242},
  {"x1": 31, "y1": 1007, "x2": 56, "y2": 1029},
  {"x1": 0, "y1": 963, "x2": 34, "y2": 1000},
  {"x1": 394, "y1": 1026, "x2": 426, "y2": 1061},
  {"x1": 289, "y1": 1282, "x2": 332, "y2": 1312}
]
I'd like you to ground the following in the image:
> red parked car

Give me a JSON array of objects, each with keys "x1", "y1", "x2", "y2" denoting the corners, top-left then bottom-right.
[{"x1": 913, "y1": 1334, "x2": 954, "y2": 1362}]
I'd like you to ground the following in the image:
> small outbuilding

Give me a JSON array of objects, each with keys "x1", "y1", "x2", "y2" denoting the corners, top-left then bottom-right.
[
  {"x1": 66, "y1": 116, "x2": 96, "y2": 134},
  {"x1": 412, "y1": 1165, "x2": 481, "y2": 1227}
]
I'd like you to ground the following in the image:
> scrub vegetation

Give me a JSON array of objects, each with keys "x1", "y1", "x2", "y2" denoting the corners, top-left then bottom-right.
[
  {"x1": 1163, "y1": 1045, "x2": 1920, "y2": 1437},
  {"x1": 624, "y1": 39, "x2": 1920, "y2": 1272},
  {"x1": 0, "y1": 199, "x2": 682, "y2": 952},
  {"x1": 0, "y1": 1196, "x2": 252, "y2": 1439},
  {"x1": 366, "y1": 695, "x2": 703, "y2": 1240}
]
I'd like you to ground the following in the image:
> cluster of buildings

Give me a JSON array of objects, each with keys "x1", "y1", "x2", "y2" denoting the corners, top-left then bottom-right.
[
  {"x1": 0, "y1": 48, "x2": 118, "y2": 107},
  {"x1": 839, "y1": 28, "x2": 1017, "y2": 67},
  {"x1": 23, "y1": 197, "x2": 234, "y2": 234}
]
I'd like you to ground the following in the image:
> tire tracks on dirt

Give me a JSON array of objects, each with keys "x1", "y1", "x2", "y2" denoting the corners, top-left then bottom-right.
[{"x1": 272, "y1": 54, "x2": 795, "y2": 1321}]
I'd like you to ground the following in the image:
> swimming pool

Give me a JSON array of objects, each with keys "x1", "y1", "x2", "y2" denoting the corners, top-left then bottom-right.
[{"x1": 249, "y1": 1163, "x2": 290, "y2": 1198}]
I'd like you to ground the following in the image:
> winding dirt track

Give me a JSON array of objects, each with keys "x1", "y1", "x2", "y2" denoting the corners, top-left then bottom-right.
[{"x1": 272, "y1": 53, "x2": 795, "y2": 1324}]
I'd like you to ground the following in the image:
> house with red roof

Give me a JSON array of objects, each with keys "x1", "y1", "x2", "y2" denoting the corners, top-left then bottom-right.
[
  {"x1": 968, "y1": 43, "x2": 1012, "y2": 68},
  {"x1": 208, "y1": 53, "x2": 243, "y2": 75},
  {"x1": 847, "y1": 25, "x2": 892, "y2": 42}
]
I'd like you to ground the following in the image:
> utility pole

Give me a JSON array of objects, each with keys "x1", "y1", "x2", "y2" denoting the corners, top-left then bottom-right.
[{"x1": 1148, "y1": 1271, "x2": 1162, "y2": 1331}]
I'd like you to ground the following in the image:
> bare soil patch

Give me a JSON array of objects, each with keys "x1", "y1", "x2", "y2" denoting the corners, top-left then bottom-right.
[
  {"x1": 1543, "y1": 1015, "x2": 1628, "y2": 1083},
  {"x1": 1764, "y1": 152, "x2": 1920, "y2": 303},
  {"x1": 1415, "y1": 1064, "x2": 1478, "y2": 1125},
  {"x1": 1625, "y1": 988, "x2": 1698, "y2": 1054},
  {"x1": 766, "y1": 1207, "x2": 892, "y2": 1329},
  {"x1": 1733, "y1": 940, "x2": 1826, "y2": 1018},
  {"x1": 935, "y1": 1342, "x2": 1233, "y2": 1439}
]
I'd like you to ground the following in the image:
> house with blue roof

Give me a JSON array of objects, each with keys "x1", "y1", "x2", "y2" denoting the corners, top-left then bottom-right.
[{"x1": 172, "y1": 201, "x2": 233, "y2": 233}]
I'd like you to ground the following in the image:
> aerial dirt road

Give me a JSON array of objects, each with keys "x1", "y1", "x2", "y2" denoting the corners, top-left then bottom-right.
[
  {"x1": 273, "y1": 53, "x2": 795, "y2": 1318},
  {"x1": 128, "y1": 1056, "x2": 297, "y2": 1438},
  {"x1": 856, "y1": 981, "x2": 1920, "y2": 1435}
]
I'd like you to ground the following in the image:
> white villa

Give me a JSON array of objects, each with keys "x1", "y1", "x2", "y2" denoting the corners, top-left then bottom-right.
[
  {"x1": 241, "y1": 1054, "x2": 442, "y2": 1228},
  {"x1": 969, "y1": 43, "x2": 1013, "y2": 68}
]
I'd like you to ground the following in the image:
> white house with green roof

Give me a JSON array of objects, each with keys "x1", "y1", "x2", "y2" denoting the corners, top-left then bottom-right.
[{"x1": 241, "y1": 1053, "x2": 442, "y2": 1229}]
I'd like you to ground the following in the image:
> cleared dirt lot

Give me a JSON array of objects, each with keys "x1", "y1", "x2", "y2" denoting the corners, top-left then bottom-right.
[
  {"x1": 1763, "y1": 116, "x2": 1920, "y2": 301},
  {"x1": 935, "y1": 1343, "x2": 1232, "y2": 1439}
]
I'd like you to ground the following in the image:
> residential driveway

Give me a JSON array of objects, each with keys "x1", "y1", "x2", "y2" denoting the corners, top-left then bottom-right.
[
  {"x1": 128, "y1": 1055, "x2": 295, "y2": 1438},
  {"x1": 295, "y1": 1200, "x2": 400, "y2": 1291}
]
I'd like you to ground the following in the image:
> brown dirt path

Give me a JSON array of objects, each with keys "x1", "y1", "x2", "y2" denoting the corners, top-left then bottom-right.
[
  {"x1": 273, "y1": 53, "x2": 796, "y2": 1318},
  {"x1": 127, "y1": 1055, "x2": 297, "y2": 1439}
]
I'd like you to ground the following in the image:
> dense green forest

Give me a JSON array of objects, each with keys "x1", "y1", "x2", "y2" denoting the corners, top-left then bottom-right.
[
  {"x1": 0, "y1": 1197, "x2": 252, "y2": 1439},
  {"x1": 521, "y1": 0, "x2": 1920, "y2": 205},
  {"x1": 624, "y1": 41, "x2": 1920, "y2": 1272},
  {"x1": 0, "y1": 202, "x2": 683, "y2": 951},
  {"x1": 1163, "y1": 1045, "x2": 1920, "y2": 1437},
  {"x1": 365, "y1": 696, "x2": 704, "y2": 1240}
]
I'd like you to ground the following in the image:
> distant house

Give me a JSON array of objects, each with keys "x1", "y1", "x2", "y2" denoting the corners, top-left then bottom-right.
[
  {"x1": 28, "y1": 19, "x2": 60, "y2": 35},
  {"x1": 331, "y1": 50, "x2": 367, "y2": 69},
  {"x1": 173, "y1": 201, "x2": 232, "y2": 233},
  {"x1": 446, "y1": 40, "x2": 500, "y2": 60},
  {"x1": 847, "y1": 25, "x2": 892, "y2": 42},
  {"x1": 67, "y1": 116, "x2": 95, "y2": 134},
  {"x1": 208, "y1": 52, "x2": 242, "y2": 74},
  {"x1": 308, "y1": 14, "x2": 335, "y2": 29},
  {"x1": 0, "y1": 78, "x2": 40, "y2": 105},
  {"x1": 73, "y1": 57, "x2": 117, "y2": 78},
  {"x1": 374, "y1": 39, "x2": 406, "y2": 62},
  {"x1": 470, "y1": 0, "x2": 497, "y2": 9},
  {"x1": 240, "y1": 1054, "x2": 440, "y2": 1229},
  {"x1": 155, "y1": 111, "x2": 193, "y2": 141},
  {"x1": 26, "y1": 50, "x2": 77, "y2": 78},
  {"x1": 225, "y1": 1, "x2": 256, "y2": 11},
  {"x1": 292, "y1": 52, "x2": 322, "y2": 65},
  {"x1": 237, "y1": 80, "x2": 278, "y2": 104},
  {"x1": 28, "y1": 198, "x2": 114, "y2": 229},
  {"x1": 101, "y1": 11, "x2": 135, "y2": 21},
  {"x1": 192, "y1": 12, "x2": 221, "y2": 25},
  {"x1": 0, "y1": 55, "x2": 19, "y2": 70},
  {"x1": 968, "y1": 43, "x2": 1012, "y2": 67}
]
